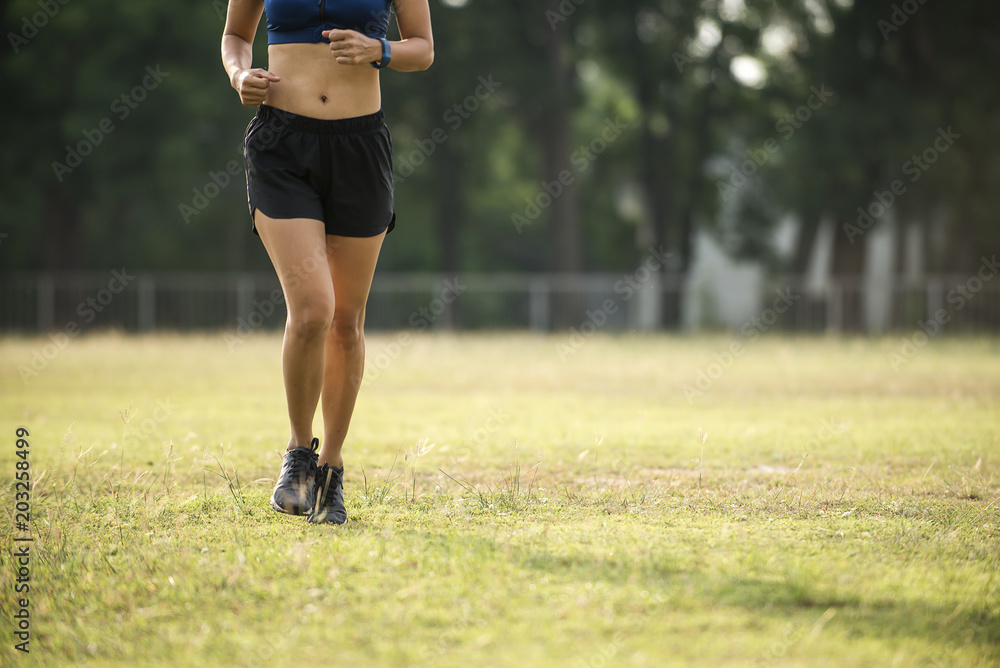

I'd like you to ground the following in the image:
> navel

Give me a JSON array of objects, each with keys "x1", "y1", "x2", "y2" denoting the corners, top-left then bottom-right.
[{"x1": 320, "y1": 95, "x2": 328, "y2": 103}]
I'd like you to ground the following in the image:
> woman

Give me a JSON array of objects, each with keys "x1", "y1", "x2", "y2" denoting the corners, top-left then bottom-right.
[{"x1": 221, "y1": 0, "x2": 433, "y2": 523}]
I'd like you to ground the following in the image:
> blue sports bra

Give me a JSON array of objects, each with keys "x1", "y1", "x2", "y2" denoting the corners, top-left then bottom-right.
[{"x1": 264, "y1": 0, "x2": 392, "y2": 45}]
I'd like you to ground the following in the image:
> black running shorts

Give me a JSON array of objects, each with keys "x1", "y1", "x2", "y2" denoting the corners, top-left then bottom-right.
[{"x1": 243, "y1": 104, "x2": 395, "y2": 237}]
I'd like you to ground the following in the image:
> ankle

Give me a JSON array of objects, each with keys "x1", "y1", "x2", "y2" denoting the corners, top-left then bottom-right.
[
  {"x1": 318, "y1": 455, "x2": 344, "y2": 469},
  {"x1": 287, "y1": 436, "x2": 317, "y2": 452}
]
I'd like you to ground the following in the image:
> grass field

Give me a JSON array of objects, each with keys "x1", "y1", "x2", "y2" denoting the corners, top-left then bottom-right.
[{"x1": 1, "y1": 331, "x2": 999, "y2": 667}]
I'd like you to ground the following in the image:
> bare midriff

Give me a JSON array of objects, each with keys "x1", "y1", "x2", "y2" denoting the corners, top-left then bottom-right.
[{"x1": 264, "y1": 42, "x2": 381, "y2": 120}]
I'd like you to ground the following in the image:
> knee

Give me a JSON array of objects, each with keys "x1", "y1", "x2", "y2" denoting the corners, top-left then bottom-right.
[
  {"x1": 287, "y1": 300, "x2": 334, "y2": 341},
  {"x1": 329, "y1": 310, "x2": 363, "y2": 351}
]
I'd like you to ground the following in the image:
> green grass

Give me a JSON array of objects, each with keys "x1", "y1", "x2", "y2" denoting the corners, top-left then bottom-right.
[{"x1": 1, "y1": 332, "x2": 998, "y2": 667}]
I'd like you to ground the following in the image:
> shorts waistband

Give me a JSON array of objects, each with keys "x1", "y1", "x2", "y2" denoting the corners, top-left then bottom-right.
[{"x1": 255, "y1": 105, "x2": 384, "y2": 135}]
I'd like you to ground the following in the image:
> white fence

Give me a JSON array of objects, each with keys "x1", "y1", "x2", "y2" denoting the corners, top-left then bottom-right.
[{"x1": 1, "y1": 272, "x2": 999, "y2": 334}]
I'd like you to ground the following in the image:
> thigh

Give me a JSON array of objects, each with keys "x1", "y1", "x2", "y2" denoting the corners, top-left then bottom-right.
[
  {"x1": 255, "y1": 212, "x2": 334, "y2": 310},
  {"x1": 323, "y1": 122, "x2": 395, "y2": 237},
  {"x1": 245, "y1": 111, "x2": 325, "y2": 233},
  {"x1": 326, "y1": 232, "x2": 387, "y2": 318}
]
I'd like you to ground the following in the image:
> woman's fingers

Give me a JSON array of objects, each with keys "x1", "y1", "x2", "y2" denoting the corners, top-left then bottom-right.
[
  {"x1": 323, "y1": 29, "x2": 351, "y2": 42},
  {"x1": 238, "y1": 69, "x2": 280, "y2": 105},
  {"x1": 323, "y1": 29, "x2": 378, "y2": 65},
  {"x1": 245, "y1": 69, "x2": 280, "y2": 87}
]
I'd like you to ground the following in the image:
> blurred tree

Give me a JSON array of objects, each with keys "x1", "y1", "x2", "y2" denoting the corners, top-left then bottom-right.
[
  {"x1": 590, "y1": 0, "x2": 776, "y2": 325},
  {"x1": 2, "y1": 0, "x2": 269, "y2": 272},
  {"x1": 2, "y1": 0, "x2": 997, "y2": 327},
  {"x1": 735, "y1": 0, "x2": 1000, "y2": 282}
]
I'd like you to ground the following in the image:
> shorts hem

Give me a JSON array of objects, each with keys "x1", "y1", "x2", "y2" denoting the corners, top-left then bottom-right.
[
  {"x1": 249, "y1": 207, "x2": 395, "y2": 238},
  {"x1": 326, "y1": 212, "x2": 395, "y2": 238}
]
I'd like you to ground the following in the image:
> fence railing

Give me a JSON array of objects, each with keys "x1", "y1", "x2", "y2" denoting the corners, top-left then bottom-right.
[{"x1": 1, "y1": 272, "x2": 998, "y2": 334}]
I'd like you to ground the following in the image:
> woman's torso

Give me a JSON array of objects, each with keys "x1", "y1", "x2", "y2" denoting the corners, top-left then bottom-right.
[
  {"x1": 262, "y1": 0, "x2": 392, "y2": 120},
  {"x1": 264, "y1": 44, "x2": 381, "y2": 120}
]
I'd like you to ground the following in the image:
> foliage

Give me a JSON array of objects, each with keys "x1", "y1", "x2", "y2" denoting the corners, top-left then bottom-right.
[{"x1": 1, "y1": 0, "x2": 996, "y2": 275}]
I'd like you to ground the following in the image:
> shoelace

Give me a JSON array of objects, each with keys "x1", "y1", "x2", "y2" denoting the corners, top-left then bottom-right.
[
  {"x1": 312, "y1": 465, "x2": 343, "y2": 515},
  {"x1": 284, "y1": 439, "x2": 318, "y2": 480},
  {"x1": 285, "y1": 448, "x2": 315, "y2": 483}
]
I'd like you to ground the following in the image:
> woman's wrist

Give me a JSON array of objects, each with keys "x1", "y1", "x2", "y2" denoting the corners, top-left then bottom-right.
[
  {"x1": 230, "y1": 68, "x2": 246, "y2": 90},
  {"x1": 368, "y1": 37, "x2": 386, "y2": 64}
]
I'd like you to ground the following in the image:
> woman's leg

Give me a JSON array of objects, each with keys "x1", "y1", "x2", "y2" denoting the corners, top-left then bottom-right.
[
  {"x1": 255, "y1": 213, "x2": 334, "y2": 451},
  {"x1": 319, "y1": 232, "x2": 387, "y2": 468}
]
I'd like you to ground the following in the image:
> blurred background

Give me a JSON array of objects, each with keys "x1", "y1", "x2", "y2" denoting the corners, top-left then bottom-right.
[{"x1": 2, "y1": 0, "x2": 998, "y2": 334}]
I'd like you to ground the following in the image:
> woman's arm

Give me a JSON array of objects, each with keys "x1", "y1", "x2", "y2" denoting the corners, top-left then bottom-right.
[
  {"x1": 387, "y1": 0, "x2": 434, "y2": 71},
  {"x1": 221, "y1": 0, "x2": 280, "y2": 105},
  {"x1": 325, "y1": 0, "x2": 434, "y2": 72}
]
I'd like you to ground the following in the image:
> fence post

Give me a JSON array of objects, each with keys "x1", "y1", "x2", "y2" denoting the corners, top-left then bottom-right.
[
  {"x1": 137, "y1": 276, "x2": 156, "y2": 331},
  {"x1": 236, "y1": 276, "x2": 255, "y2": 322},
  {"x1": 633, "y1": 274, "x2": 661, "y2": 331},
  {"x1": 441, "y1": 275, "x2": 456, "y2": 330},
  {"x1": 529, "y1": 278, "x2": 550, "y2": 332},
  {"x1": 827, "y1": 282, "x2": 842, "y2": 334},
  {"x1": 37, "y1": 275, "x2": 54, "y2": 331},
  {"x1": 926, "y1": 278, "x2": 943, "y2": 318}
]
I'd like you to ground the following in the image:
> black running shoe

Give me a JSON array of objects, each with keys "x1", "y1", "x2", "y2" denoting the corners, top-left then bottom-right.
[
  {"x1": 307, "y1": 463, "x2": 347, "y2": 525},
  {"x1": 270, "y1": 438, "x2": 319, "y2": 515}
]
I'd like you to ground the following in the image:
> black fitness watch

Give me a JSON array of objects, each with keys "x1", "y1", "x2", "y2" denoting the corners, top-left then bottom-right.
[{"x1": 371, "y1": 37, "x2": 392, "y2": 69}]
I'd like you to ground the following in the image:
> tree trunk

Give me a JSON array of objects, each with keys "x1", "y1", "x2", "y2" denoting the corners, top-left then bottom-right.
[
  {"x1": 645, "y1": 132, "x2": 679, "y2": 327},
  {"x1": 542, "y1": 2, "x2": 582, "y2": 328},
  {"x1": 830, "y1": 217, "x2": 866, "y2": 332},
  {"x1": 678, "y1": 84, "x2": 716, "y2": 275},
  {"x1": 432, "y1": 140, "x2": 465, "y2": 328},
  {"x1": 42, "y1": 180, "x2": 81, "y2": 271},
  {"x1": 793, "y1": 217, "x2": 820, "y2": 275},
  {"x1": 635, "y1": 46, "x2": 677, "y2": 328}
]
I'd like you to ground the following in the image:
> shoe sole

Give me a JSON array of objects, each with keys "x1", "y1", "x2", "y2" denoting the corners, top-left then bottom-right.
[
  {"x1": 270, "y1": 495, "x2": 310, "y2": 516},
  {"x1": 306, "y1": 514, "x2": 348, "y2": 525}
]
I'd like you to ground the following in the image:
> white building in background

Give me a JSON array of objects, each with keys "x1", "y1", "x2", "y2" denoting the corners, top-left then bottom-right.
[{"x1": 680, "y1": 214, "x2": 909, "y2": 331}]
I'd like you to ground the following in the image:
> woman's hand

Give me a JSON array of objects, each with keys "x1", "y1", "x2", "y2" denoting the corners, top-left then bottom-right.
[
  {"x1": 324, "y1": 29, "x2": 382, "y2": 66},
  {"x1": 231, "y1": 68, "x2": 281, "y2": 106}
]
